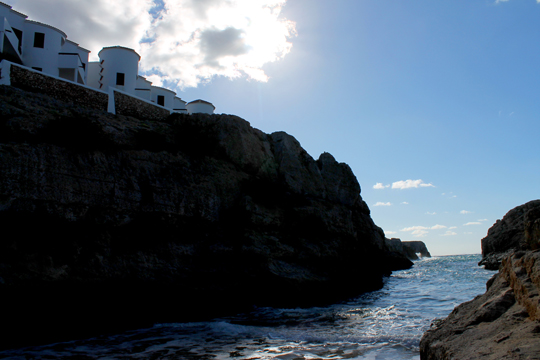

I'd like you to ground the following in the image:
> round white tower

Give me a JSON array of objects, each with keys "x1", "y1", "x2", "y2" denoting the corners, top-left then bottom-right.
[
  {"x1": 98, "y1": 46, "x2": 140, "y2": 94},
  {"x1": 186, "y1": 99, "x2": 215, "y2": 115}
]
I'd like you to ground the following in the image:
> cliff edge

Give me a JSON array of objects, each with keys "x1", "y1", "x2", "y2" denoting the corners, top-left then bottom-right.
[
  {"x1": 479, "y1": 200, "x2": 540, "y2": 270},
  {"x1": 0, "y1": 85, "x2": 408, "y2": 348},
  {"x1": 420, "y1": 201, "x2": 540, "y2": 359}
]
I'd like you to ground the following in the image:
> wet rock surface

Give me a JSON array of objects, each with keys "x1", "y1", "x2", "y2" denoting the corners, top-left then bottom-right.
[{"x1": 0, "y1": 85, "x2": 406, "y2": 349}]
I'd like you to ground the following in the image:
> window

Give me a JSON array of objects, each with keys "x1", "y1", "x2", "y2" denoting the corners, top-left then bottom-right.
[
  {"x1": 157, "y1": 95, "x2": 165, "y2": 106},
  {"x1": 12, "y1": 28, "x2": 22, "y2": 53},
  {"x1": 116, "y1": 72, "x2": 125, "y2": 86},
  {"x1": 33, "y1": 32, "x2": 45, "y2": 48}
]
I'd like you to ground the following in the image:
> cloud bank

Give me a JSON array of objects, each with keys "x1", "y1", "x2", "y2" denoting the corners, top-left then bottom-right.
[
  {"x1": 401, "y1": 224, "x2": 448, "y2": 238},
  {"x1": 373, "y1": 179, "x2": 434, "y2": 190},
  {"x1": 11, "y1": 0, "x2": 296, "y2": 88},
  {"x1": 392, "y1": 179, "x2": 434, "y2": 189}
]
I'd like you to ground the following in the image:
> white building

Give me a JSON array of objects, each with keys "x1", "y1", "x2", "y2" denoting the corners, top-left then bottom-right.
[
  {"x1": 0, "y1": 2, "x2": 215, "y2": 115},
  {"x1": 87, "y1": 44, "x2": 215, "y2": 114},
  {"x1": 0, "y1": 2, "x2": 89, "y2": 84},
  {"x1": 187, "y1": 99, "x2": 215, "y2": 115}
]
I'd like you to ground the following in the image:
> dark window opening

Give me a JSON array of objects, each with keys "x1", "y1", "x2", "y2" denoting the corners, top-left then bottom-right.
[
  {"x1": 33, "y1": 32, "x2": 45, "y2": 48},
  {"x1": 116, "y1": 72, "x2": 125, "y2": 86},
  {"x1": 12, "y1": 28, "x2": 23, "y2": 53},
  {"x1": 32, "y1": 67, "x2": 42, "y2": 71},
  {"x1": 157, "y1": 95, "x2": 165, "y2": 106}
]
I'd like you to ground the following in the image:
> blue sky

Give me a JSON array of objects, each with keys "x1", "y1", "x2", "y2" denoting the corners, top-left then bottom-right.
[{"x1": 11, "y1": 0, "x2": 540, "y2": 255}]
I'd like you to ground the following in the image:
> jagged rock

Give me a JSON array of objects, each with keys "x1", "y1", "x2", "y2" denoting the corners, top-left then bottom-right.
[
  {"x1": 0, "y1": 85, "x2": 407, "y2": 348},
  {"x1": 420, "y1": 251, "x2": 540, "y2": 360},
  {"x1": 382, "y1": 238, "x2": 430, "y2": 270},
  {"x1": 479, "y1": 200, "x2": 540, "y2": 270},
  {"x1": 383, "y1": 238, "x2": 414, "y2": 270},
  {"x1": 421, "y1": 202, "x2": 540, "y2": 360}
]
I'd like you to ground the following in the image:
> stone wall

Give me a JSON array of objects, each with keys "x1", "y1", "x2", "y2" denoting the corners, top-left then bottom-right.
[
  {"x1": 114, "y1": 90, "x2": 170, "y2": 121},
  {"x1": 9, "y1": 65, "x2": 108, "y2": 112}
]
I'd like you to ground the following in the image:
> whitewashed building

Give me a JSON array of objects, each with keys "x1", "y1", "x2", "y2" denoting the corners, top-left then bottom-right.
[
  {"x1": 0, "y1": 2, "x2": 89, "y2": 84},
  {"x1": 0, "y1": 2, "x2": 215, "y2": 115},
  {"x1": 87, "y1": 45, "x2": 215, "y2": 114},
  {"x1": 187, "y1": 99, "x2": 215, "y2": 115}
]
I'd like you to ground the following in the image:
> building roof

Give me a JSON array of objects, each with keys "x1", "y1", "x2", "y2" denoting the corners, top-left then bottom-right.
[
  {"x1": 25, "y1": 19, "x2": 67, "y2": 38},
  {"x1": 66, "y1": 39, "x2": 90, "y2": 53},
  {"x1": 187, "y1": 99, "x2": 216, "y2": 109},
  {"x1": 0, "y1": 2, "x2": 27, "y2": 18},
  {"x1": 151, "y1": 85, "x2": 176, "y2": 94},
  {"x1": 99, "y1": 46, "x2": 141, "y2": 61}
]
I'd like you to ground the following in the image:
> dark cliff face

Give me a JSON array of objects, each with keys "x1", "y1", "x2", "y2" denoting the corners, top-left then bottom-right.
[
  {"x1": 0, "y1": 86, "x2": 399, "y2": 347},
  {"x1": 479, "y1": 200, "x2": 540, "y2": 270}
]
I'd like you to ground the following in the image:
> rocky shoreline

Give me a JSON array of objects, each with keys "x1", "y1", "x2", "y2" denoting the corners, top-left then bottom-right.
[
  {"x1": 0, "y1": 85, "x2": 419, "y2": 349},
  {"x1": 420, "y1": 200, "x2": 540, "y2": 359}
]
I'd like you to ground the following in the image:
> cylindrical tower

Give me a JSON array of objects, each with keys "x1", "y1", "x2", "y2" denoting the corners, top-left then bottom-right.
[
  {"x1": 98, "y1": 46, "x2": 140, "y2": 94},
  {"x1": 186, "y1": 99, "x2": 215, "y2": 114}
]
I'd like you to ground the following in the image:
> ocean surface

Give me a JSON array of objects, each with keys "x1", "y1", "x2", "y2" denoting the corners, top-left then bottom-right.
[{"x1": 1, "y1": 254, "x2": 495, "y2": 360}]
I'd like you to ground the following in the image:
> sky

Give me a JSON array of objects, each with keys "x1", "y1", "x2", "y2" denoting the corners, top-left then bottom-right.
[{"x1": 8, "y1": 0, "x2": 540, "y2": 256}]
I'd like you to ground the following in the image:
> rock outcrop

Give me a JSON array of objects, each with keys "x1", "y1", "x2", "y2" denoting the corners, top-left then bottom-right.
[
  {"x1": 420, "y1": 201, "x2": 540, "y2": 360},
  {"x1": 384, "y1": 238, "x2": 430, "y2": 270},
  {"x1": 0, "y1": 85, "x2": 407, "y2": 348},
  {"x1": 420, "y1": 251, "x2": 540, "y2": 360},
  {"x1": 479, "y1": 200, "x2": 540, "y2": 270},
  {"x1": 402, "y1": 241, "x2": 431, "y2": 260}
]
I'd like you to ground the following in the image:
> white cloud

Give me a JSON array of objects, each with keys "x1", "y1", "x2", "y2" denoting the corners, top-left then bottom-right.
[
  {"x1": 373, "y1": 183, "x2": 389, "y2": 190},
  {"x1": 464, "y1": 222, "x2": 482, "y2": 226},
  {"x1": 401, "y1": 202, "x2": 409, "y2": 205},
  {"x1": 374, "y1": 202, "x2": 392, "y2": 207},
  {"x1": 431, "y1": 224, "x2": 447, "y2": 230},
  {"x1": 497, "y1": 0, "x2": 540, "y2": 4},
  {"x1": 426, "y1": 212, "x2": 436, "y2": 215},
  {"x1": 11, "y1": 0, "x2": 297, "y2": 88},
  {"x1": 449, "y1": 226, "x2": 457, "y2": 229},
  {"x1": 385, "y1": 231, "x2": 397, "y2": 235},
  {"x1": 401, "y1": 226, "x2": 429, "y2": 237},
  {"x1": 441, "y1": 231, "x2": 457, "y2": 236},
  {"x1": 460, "y1": 210, "x2": 472, "y2": 214},
  {"x1": 391, "y1": 179, "x2": 435, "y2": 190}
]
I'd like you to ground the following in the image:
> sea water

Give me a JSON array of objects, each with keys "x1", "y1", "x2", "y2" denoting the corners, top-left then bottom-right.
[{"x1": 0, "y1": 254, "x2": 495, "y2": 360}]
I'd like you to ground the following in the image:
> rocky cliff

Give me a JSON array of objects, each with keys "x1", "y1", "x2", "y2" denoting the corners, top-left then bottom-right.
[
  {"x1": 420, "y1": 201, "x2": 540, "y2": 359},
  {"x1": 0, "y1": 85, "x2": 407, "y2": 348},
  {"x1": 403, "y1": 241, "x2": 431, "y2": 260},
  {"x1": 479, "y1": 200, "x2": 540, "y2": 270},
  {"x1": 384, "y1": 238, "x2": 430, "y2": 267}
]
